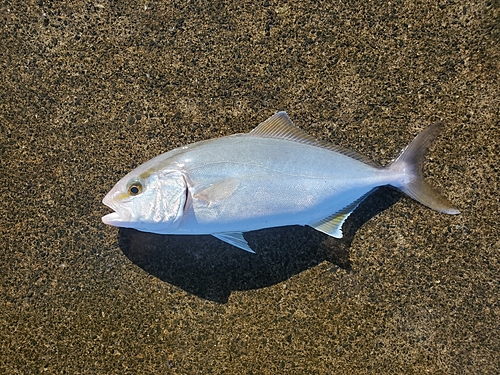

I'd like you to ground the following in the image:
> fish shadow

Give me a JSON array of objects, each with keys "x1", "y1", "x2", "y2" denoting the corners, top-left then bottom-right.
[{"x1": 118, "y1": 187, "x2": 401, "y2": 303}]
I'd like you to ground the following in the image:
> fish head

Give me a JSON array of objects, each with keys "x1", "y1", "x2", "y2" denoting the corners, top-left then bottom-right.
[{"x1": 102, "y1": 167, "x2": 187, "y2": 233}]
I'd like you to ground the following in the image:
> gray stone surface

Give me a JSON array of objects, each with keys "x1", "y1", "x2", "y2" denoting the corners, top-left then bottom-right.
[{"x1": 1, "y1": 1, "x2": 498, "y2": 373}]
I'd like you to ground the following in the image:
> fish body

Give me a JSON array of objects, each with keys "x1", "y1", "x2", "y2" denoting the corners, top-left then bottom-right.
[{"x1": 102, "y1": 112, "x2": 459, "y2": 252}]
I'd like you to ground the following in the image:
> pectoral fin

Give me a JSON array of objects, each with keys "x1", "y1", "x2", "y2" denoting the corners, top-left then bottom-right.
[
  {"x1": 212, "y1": 232, "x2": 255, "y2": 253},
  {"x1": 312, "y1": 191, "x2": 374, "y2": 238},
  {"x1": 194, "y1": 179, "x2": 240, "y2": 205}
]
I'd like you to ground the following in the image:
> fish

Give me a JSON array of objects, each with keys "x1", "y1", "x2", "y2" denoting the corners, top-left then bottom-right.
[{"x1": 102, "y1": 111, "x2": 459, "y2": 253}]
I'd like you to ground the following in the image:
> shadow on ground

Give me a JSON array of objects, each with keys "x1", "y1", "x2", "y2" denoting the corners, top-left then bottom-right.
[{"x1": 119, "y1": 187, "x2": 401, "y2": 303}]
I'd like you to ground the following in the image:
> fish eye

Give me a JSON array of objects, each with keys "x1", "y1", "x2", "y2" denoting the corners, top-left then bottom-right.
[{"x1": 128, "y1": 182, "x2": 143, "y2": 196}]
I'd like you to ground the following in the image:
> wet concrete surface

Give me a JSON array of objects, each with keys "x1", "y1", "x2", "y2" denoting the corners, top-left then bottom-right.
[{"x1": 1, "y1": 1, "x2": 499, "y2": 373}]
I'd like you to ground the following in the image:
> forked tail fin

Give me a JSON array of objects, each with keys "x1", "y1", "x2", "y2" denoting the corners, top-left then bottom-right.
[{"x1": 388, "y1": 123, "x2": 460, "y2": 214}]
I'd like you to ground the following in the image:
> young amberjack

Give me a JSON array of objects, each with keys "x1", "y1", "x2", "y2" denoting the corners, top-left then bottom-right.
[{"x1": 102, "y1": 112, "x2": 459, "y2": 252}]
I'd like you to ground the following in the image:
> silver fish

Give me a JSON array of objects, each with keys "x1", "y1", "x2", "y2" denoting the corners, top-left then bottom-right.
[{"x1": 102, "y1": 112, "x2": 459, "y2": 252}]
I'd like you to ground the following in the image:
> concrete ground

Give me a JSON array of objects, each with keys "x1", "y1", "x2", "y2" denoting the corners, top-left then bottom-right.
[{"x1": 1, "y1": 1, "x2": 498, "y2": 373}]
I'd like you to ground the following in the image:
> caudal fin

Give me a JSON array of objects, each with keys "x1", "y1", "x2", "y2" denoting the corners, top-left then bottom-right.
[{"x1": 388, "y1": 123, "x2": 460, "y2": 214}]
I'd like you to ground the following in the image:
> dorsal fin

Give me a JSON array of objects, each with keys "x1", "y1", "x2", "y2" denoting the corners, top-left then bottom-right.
[
  {"x1": 249, "y1": 112, "x2": 380, "y2": 167},
  {"x1": 250, "y1": 111, "x2": 318, "y2": 143}
]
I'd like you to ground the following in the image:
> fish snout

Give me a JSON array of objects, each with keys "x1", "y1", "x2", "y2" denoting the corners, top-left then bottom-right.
[{"x1": 102, "y1": 191, "x2": 133, "y2": 226}]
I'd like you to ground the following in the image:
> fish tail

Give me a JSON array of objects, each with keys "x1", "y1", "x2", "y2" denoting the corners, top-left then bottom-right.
[{"x1": 387, "y1": 123, "x2": 460, "y2": 214}]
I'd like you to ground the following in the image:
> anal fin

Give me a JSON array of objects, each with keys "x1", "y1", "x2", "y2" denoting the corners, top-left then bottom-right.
[
  {"x1": 312, "y1": 190, "x2": 375, "y2": 238},
  {"x1": 212, "y1": 232, "x2": 255, "y2": 253}
]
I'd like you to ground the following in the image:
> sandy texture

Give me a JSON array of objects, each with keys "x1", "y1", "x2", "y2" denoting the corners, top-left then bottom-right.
[{"x1": 1, "y1": 0, "x2": 498, "y2": 373}]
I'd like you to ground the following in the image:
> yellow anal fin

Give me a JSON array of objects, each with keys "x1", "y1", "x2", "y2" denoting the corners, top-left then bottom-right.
[{"x1": 311, "y1": 191, "x2": 374, "y2": 238}]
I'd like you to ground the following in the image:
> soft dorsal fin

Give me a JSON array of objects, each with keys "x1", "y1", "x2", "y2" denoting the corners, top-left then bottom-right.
[
  {"x1": 250, "y1": 111, "x2": 318, "y2": 143},
  {"x1": 249, "y1": 112, "x2": 380, "y2": 167}
]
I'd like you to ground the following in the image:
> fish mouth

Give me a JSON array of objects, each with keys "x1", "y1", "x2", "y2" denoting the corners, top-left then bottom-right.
[
  {"x1": 102, "y1": 194, "x2": 132, "y2": 226},
  {"x1": 102, "y1": 211, "x2": 127, "y2": 226}
]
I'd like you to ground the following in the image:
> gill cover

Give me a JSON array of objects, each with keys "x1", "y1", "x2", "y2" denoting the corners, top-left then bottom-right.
[{"x1": 152, "y1": 170, "x2": 189, "y2": 228}]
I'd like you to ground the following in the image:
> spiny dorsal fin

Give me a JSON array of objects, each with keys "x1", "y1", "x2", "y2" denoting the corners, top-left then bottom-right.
[{"x1": 250, "y1": 112, "x2": 380, "y2": 167}]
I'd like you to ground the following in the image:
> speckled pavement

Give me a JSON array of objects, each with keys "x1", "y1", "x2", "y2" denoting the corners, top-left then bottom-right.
[{"x1": 1, "y1": 1, "x2": 498, "y2": 373}]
